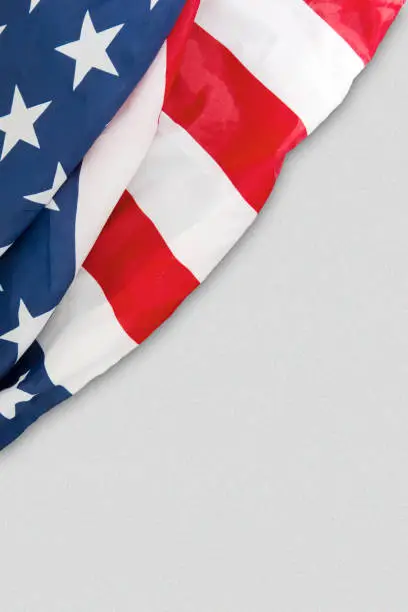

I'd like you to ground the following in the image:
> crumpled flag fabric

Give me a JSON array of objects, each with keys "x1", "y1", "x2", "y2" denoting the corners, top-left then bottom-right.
[{"x1": 0, "y1": 0, "x2": 405, "y2": 451}]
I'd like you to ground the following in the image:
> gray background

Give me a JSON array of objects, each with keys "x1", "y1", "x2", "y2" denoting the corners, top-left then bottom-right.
[{"x1": 0, "y1": 11, "x2": 407, "y2": 612}]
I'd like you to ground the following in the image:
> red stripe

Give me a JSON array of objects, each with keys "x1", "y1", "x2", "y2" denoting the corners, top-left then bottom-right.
[
  {"x1": 84, "y1": 191, "x2": 199, "y2": 344},
  {"x1": 304, "y1": 0, "x2": 404, "y2": 63},
  {"x1": 163, "y1": 23, "x2": 306, "y2": 213},
  {"x1": 165, "y1": 0, "x2": 200, "y2": 100}
]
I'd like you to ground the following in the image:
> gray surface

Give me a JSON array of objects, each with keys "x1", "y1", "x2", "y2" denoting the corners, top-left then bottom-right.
[{"x1": 1, "y1": 13, "x2": 407, "y2": 612}]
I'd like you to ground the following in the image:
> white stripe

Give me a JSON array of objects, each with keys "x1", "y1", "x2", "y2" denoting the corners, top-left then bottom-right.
[
  {"x1": 74, "y1": 44, "x2": 167, "y2": 269},
  {"x1": 196, "y1": 0, "x2": 364, "y2": 133},
  {"x1": 38, "y1": 269, "x2": 136, "y2": 394},
  {"x1": 128, "y1": 113, "x2": 257, "y2": 282}
]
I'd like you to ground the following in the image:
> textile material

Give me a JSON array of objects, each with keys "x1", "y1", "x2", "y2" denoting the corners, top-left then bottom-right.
[{"x1": 0, "y1": 0, "x2": 405, "y2": 450}]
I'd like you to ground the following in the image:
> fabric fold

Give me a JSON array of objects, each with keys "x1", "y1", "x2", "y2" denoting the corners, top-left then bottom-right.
[{"x1": 0, "y1": 0, "x2": 405, "y2": 451}]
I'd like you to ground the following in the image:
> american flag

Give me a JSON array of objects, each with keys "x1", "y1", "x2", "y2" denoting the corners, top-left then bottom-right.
[{"x1": 0, "y1": 0, "x2": 404, "y2": 450}]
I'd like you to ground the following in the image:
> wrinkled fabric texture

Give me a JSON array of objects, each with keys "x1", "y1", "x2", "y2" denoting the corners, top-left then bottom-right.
[
  {"x1": 0, "y1": 0, "x2": 405, "y2": 451},
  {"x1": 306, "y1": 0, "x2": 404, "y2": 62}
]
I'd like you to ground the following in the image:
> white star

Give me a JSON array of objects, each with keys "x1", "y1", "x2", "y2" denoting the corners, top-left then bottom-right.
[
  {"x1": 0, "y1": 86, "x2": 51, "y2": 160},
  {"x1": 0, "y1": 25, "x2": 7, "y2": 35},
  {"x1": 150, "y1": 0, "x2": 160, "y2": 8},
  {"x1": 0, "y1": 244, "x2": 11, "y2": 257},
  {"x1": 0, "y1": 372, "x2": 35, "y2": 420},
  {"x1": 1, "y1": 299, "x2": 53, "y2": 361},
  {"x1": 55, "y1": 11, "x2": 124, "y2": 90},
  {"x1": 24, "y1": 163, "x2": 66, "y2": 211},
  {"x1": 29, "y1": 0, "x2": 41, "y2": 13}
]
